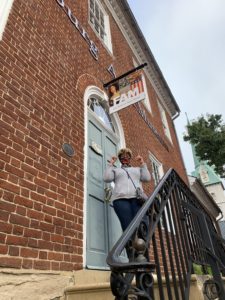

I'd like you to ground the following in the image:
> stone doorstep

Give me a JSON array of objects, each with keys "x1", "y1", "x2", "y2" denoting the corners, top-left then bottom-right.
[
  {"x1": 64, "y1": 271, "x2": 199, "y2": 291},
  {"x1": 64, "y1": 270, "x2": 113, "y2": 300},
  {"x1": 63, "y1": 270, "x2": 159, "y2": 300},
  {"x1": 1, "y1": 268, "x2": 223, "y2": 300},
  {"x1": 65, "y1": 271, "x2": 225, "y2": 300},
  {"x1": 72, "y1": 269, "x2": 112, "y2": 285}
]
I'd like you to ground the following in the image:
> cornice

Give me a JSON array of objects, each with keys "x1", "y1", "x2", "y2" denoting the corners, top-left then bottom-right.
[{"x1": 104, "y1": 0, "x2": 180, "y2": 117}]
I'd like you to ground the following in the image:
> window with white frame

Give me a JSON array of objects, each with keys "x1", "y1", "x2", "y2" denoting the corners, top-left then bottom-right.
[
  {"x1": 141, "y1": 75, "x2": 152, "y2": 112},
  {"x1": 89, "y1": 0, "x2": 112, "y2": 52},
  {"x1": 88, "y1": 96, "x2": 115, "y2": 132},
  {"x1": 0, "y1": 0, "x2": 14, "y2": 40},
  {"x1": 149, "y1": 153, "x2": 175, "y2": 233},
  {"x1": 158, "y1": 101, "x2": 172, "y2": 143},
  {"x1": 163, "y1": 199, "x2": 175, "y2": 234},
  {"x1": 149, "y1": 152, "x2": 164, "y2": 186}
]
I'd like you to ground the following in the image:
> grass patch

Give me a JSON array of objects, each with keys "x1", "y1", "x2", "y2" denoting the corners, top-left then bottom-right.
[{"x1": 193, "y1": 263, "x2": 212, "y2": 275}]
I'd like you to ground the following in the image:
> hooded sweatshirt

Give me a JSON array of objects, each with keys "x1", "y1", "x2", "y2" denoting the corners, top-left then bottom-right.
[{"x1": 103, "y1": 164, "x2": 151, "y2": 201}]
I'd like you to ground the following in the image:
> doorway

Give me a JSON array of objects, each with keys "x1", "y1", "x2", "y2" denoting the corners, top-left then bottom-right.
[{"x1": 86, "y1": 93, "x2": 123, "y2": 269}]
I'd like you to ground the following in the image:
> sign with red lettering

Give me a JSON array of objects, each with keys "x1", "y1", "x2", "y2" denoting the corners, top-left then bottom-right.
[{"x1": 107, "y1": 70, "x2": 146, "y2": 114}]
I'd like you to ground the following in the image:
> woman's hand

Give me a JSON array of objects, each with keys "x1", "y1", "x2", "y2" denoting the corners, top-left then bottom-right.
[
  {"x1": 135, "y1": 155, "x2": 145, "y2": 166},
  {"x1": 109, "y1": 156, "x2": 117, "y2": 166}
]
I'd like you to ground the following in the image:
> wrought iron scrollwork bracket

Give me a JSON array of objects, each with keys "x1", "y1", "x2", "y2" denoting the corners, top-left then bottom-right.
[{"x1": 110, "y1": 271, "x2": 154, "y2": 299}]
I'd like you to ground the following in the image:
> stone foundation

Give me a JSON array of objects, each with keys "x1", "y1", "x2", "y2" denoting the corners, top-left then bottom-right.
[
  {"x1": 0, "y1": 269, "x2": 74, "y2": 300},
  {"x1": 0, "y1": 269, "x2": 224, "y2": 300}
]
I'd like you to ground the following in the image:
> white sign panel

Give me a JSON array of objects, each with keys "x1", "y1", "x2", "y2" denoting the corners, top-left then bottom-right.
[{"x1": 107, "y1": 70, "x2": 146, "y2": 114}]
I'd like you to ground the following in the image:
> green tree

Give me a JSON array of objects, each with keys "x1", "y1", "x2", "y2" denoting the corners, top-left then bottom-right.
[{"x1": 184, "y1": 114, "x2": 225, "y2": 178}]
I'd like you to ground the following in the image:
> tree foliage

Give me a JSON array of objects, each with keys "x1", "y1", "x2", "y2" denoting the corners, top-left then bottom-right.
[{"x1": 184, "y1": 114, "x2": 225, "y2": 178}]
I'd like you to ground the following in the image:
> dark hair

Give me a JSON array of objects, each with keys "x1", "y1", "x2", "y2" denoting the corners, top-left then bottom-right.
[{"x1": 108, "y1": 82, "x2": 119, "y2": 97}]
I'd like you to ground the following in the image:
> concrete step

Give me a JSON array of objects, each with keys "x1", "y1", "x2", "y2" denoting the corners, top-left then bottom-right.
[
  {"x1": 64, "y1": 270, "x2": 114, "y2": 300},
  {"x1": 64, "y1": 271, "x2": 223, "y2": 300}
]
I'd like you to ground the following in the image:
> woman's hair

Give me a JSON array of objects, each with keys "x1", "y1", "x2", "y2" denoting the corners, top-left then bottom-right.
[
  {"x1": 108, "y1": 82, "x2": 119, "y2": 97},
  {"x1": 118, "y1": 148, "x2": 132, "y2": 158}
]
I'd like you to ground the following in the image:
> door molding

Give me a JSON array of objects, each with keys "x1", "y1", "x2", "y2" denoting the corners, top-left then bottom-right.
[{"x1": 83, "y1": 85, "x2": 125, "y2": 267}]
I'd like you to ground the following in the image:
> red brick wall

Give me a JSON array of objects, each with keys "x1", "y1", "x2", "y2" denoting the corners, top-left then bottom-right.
[{"x1": 0, "y1": 0, "x2": 187, "y2": 270}]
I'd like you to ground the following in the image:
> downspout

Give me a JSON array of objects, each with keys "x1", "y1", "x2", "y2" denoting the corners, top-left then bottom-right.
[
  {"x1": 172, "y1": 111, "x2": 180, "y2": 121},
  {"x1": 217, "y1": 212, "x2": 224, "y2": 222},
  {"x1": 215, "y1": 212, "x2": 224, "y2": 239}
]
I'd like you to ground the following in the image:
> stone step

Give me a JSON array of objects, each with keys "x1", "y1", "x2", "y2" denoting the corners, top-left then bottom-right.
[{"x1": 64, "y1": 270, "x2": 114, "y2": 300}]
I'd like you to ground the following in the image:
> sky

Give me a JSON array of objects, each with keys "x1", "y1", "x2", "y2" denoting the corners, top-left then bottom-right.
[{"x1": 127, "y1": 0, "x2": 225, "y2": 176}]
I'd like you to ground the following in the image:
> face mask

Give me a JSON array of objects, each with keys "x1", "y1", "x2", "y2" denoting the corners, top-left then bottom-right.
[{"x1": 119, "y1": 155, "x2": 131, "y2": 165}]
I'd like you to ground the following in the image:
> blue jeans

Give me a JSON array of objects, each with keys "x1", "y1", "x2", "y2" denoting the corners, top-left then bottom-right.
[{"x1": 113, "y1": 198, "x2": 142, "y2": 231}]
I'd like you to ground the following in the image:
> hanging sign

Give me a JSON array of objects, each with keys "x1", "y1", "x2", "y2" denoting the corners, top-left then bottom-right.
[
  {"x1": 103, "y1": 64, "x2": 147, "y2": 114},
  {"x1": 107, "y1": 70, "x2": 146, "y2": 114}
]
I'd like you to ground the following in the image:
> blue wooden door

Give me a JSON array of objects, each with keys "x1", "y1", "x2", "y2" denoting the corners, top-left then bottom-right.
[{"x1": 86, "y1": 113, "x2": 122, "y2": 269}]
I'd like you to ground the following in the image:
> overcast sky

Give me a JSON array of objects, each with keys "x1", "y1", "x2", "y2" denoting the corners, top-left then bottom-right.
[{"x1": 127, "y1": 0, "x2": 225, "y2": 176}]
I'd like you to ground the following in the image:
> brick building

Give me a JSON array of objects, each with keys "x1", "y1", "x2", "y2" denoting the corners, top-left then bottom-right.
[{"x1": 0, "y1": 0, "x2": 188, "y2": 298}]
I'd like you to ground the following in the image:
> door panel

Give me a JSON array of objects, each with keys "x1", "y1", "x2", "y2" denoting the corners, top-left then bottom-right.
[
  {"x1": 108, "y1": 202, "x2": 122, "y2": 247},
  {"x1": 104, "y1": 135, "x2": 123, "y2": 249},
  {"x1": 107, "y1": 203, "x2": 127, "y2": 262},
  {"x1": 104, "y1": 135, "x2": 117, "y2": 167},
  {"x1": 86, "y1": 113, "x2": 122, "y2": 269},
  {"x1": 88, "y1": 120, "x2": 104, "y2": 197},
  {"x1": 89, "y1": 195, "x2": 107, "y2": 252}
]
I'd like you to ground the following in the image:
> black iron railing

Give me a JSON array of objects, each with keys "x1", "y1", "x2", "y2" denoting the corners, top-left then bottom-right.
[{"x1": 107, "y1": 168, "x2": 225, "y2": 299}]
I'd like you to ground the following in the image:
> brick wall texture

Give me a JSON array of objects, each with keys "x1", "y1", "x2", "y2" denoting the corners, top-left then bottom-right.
[{"x1": 0, "y1": 0, "x2": 188, "y2": 271}]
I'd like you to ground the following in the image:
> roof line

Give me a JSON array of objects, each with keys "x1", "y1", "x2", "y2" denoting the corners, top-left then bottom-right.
[{"x1": 121, "y1": 0, "x2": 180, "y2": 113}]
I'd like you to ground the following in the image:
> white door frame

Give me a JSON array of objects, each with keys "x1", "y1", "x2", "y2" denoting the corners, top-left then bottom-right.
[{"x1": 83, "y1": 85, "x2": 125, "y2": 267}]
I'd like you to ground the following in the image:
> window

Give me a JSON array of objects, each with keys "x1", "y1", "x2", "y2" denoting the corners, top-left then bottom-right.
[
  {"x1": 141, "y1": 75, "x2": 152, "y2": 112},
  {"x1": 164, "y1": 199, "x2": 175, "y2": 234},
  {"x1": 199, "y1": 165, "x2": 209, "y2": 184},
  {"x1": 149, "y1": 153, "x2": 164, "y2": 186},
  {"x1": 149, "y1": 153, "x2": 176, "y2": 233},
  {"x1": 88, "y1": 96, "x2": 115, "y2": 132},
  {"x1": 158, "y1": 101, "x2": 172, "y2": 143},
  {"x1": 149, "y1": 153, "x2": 175, "y2": 233},
  {"x1": 0, "y1": 0, "x2": 14, "y2": 40},
  {"x1": 89, "y1": 0, "x2": 112, "y2": 52}
]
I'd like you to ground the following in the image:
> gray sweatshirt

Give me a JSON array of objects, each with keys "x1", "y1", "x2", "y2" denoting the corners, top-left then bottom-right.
[{"x1": 103, "y1": 164, "x2": 151, "y2": 201}]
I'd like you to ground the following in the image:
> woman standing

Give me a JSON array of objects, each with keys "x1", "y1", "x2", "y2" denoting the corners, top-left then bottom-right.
[{"x1": 103, "y1": 148, "x2": 151, "y2": 231}]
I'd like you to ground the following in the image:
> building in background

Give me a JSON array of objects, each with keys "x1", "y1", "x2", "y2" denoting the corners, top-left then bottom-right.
[
  {"x1": 190, "y1": 140, "x2": 225, "y2": 237},
  {"x1": 188, "y1": 175, "x2": 222, "y2": 229},
  {"x1": 0, "y1": 0, "x2": 197, "y2": 298}
]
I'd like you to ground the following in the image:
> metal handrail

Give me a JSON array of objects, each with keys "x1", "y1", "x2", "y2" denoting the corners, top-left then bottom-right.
[
  {"x1": 107, "y1": 168, "x2": 225, "y2": 299},
  {"x1": 106, "y1": 168, "x2": 173, "y2": 271}
]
